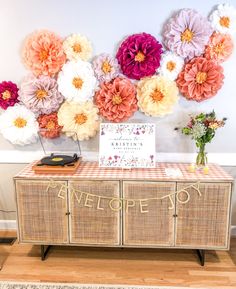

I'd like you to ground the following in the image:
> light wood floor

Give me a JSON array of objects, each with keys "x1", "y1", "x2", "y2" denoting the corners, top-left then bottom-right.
[{"x1": 0, "y1": 231, "x2": 236, "y2": 288}]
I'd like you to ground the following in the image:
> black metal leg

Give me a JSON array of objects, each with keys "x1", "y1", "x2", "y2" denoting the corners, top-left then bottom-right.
[
  {"x1": 0, "y1": 237, "x2": 16, "y2": 245},
  {"x1": 196, "y1": 249, "x2": 205, "y2": 266},
  {"x1": 41, "y1": 245, "x2": 51, "y2": 261}
]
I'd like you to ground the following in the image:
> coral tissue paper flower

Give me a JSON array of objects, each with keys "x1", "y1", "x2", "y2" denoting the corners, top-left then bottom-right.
[
  {"x1": 204, "y1": 32, "x2": 234, "y2": 63},
  {"x1": 0, "y1": 104, "x2": 38, "y2": 145},
  {"x1": 19, "y1": 75, "x2": 64, "y2": 116},
  {"x1": 137, "y1": 76, "x2": 179, "y2": 117},
  {"x1": 158, "y1": 51, "x2": 184, "y2": 81},
  {"x1": 57, "y1": 101, "x2": 100, "y2": 141},
  {"x1": 37, "y1": 112, "x2": 62, "y2": 139},
  {"x1": 116, "y1": 33, "x2": 162, "y2": 80},
  {"x1": 177, "y1": 57, "x2": 224, "y2": 102},
  {"x1": 22, "y1": 30, "x2": 66, "y2": 77},
  {"x1": 92, "y1": 53, "x2": 120, "y2": 83},
  {"x1": 57, "y1": 60, "x2": 97, "y2": 102},
  {"x1": 163, "y1": 9, "x2": 213, "y2": 60},
  {"x1": 63, "y1": 34, "x2": 92, "y2": 61},
  {"x1": 95, "y1": 77, "x2": 137, "y2": 122},
  {"x1": 209, "y1": 3, "x2": 236, "y2": 35},
  {"x1": 0, "y1": 81, "x2": 19, "y2": 110}
]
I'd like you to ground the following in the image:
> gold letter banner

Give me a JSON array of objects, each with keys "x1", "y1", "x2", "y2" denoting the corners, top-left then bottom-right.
[{"x1": 46, "y1": 180, "x2": 202, "y2": 214}]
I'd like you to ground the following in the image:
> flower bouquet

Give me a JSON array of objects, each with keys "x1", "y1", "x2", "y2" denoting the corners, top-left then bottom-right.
[{"x1": 182, "y1": 111, "x2": 226, "y2": 167}]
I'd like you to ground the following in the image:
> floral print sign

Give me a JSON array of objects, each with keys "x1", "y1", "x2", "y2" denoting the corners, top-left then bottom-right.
[{"x1": 99, "y1": 123, "x2": 156, "y2": 168}]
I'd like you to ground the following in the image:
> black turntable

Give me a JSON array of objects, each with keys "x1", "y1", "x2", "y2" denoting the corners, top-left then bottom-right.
[
  {"x1": 33, "y1": 130, "x2": 82, "y2": 174},
  {"x1": 38, "y1": 153, "x2": 78, "y2": 167}
]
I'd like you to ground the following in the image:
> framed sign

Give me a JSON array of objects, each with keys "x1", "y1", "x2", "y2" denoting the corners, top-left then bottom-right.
[{"x1": 99, "y1": 123, "x2": 156, "y2": 168}]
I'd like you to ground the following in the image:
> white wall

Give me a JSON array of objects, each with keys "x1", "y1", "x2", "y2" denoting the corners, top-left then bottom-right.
[{"x1": 0, "y1": 0, "x2": 236, "y2": 163}]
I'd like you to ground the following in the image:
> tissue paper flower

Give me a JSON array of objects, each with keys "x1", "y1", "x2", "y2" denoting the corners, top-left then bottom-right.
[
  {"x1": 57, "y1": 101, "x2": 100, "y2": 141},
  {"x1": 116, "y1": 33, "x2": 162, "y2": 80},
  {"x1": 37, "y1": 112, "x2": 62, "y2": 139},
  {"x1": 163, "y1": 9, "x2": 212, "y2": 60},
  {"x1": 95, "y1": 77, "x2": 137, "y2": 122},
  {"x1": 22, "y1": 30, "x2": 66, "y2": 76},
  {"x1": 0, "y1": 105, "x2": 38, "y2": 145},
  {"x1": 63, "y1": 34, "x2": 92, "y2": 61},
  {"x1": 177, "y1": 57, "x2": 224, "y2": 102},
  {"x1": 204, "y1": 32, "x2": 234, "y2": 63},
  {"x1": 57, "y1": 60, "x2": 97, "y2": 102},
  {"x1": 0, "y1": 81, "x2": 19, "y2": 110},
  {"x1": 158, "y1": 51, "x2": 184, "y2": 80},
  {"x1": 209, "y1": 3, "x2": 236, "y2": 35},
  {"x1": 92, "y1": 53, "x2": 120, "y2": 83},
  {"x1": 19, "y1": 75, "x2": 64, "y2": 116},
  {"x1": 137, "y1": 75, "x2": 179, "y2": 117}
]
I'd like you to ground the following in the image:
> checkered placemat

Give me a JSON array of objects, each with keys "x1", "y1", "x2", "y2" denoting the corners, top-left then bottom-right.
[{"x1": 14, "y1": 161, "x2": 234, "y2": 182}]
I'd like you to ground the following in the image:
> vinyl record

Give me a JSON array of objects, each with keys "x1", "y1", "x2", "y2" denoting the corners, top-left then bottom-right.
[{"x1": 40, "y1": 154, "x2": 78, "y2": 166}]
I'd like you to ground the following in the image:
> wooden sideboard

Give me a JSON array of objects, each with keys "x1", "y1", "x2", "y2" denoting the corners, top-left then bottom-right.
[{"x1": 14, "y1": 161, "x2": 234, "y2": 266}]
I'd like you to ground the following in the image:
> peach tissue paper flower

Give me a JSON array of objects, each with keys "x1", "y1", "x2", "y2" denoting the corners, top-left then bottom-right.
[
  {"x1": 37, "y1": 112, "x2": 62, "y2": 139},
  {"x1": 57, "y1": 101, "x2": 100, "y2": 141},
  {"x1": 22, "y1": 30, "x2": 66, "y2": 77},
  {"x1": 63, "y1": 34, "x2": 92, "y2": 61},
  {"x1": 204, "y1": 32, "x2": 234, "y2": 63},
  {"x1": 177, "y1": 57, "x2": 224, "y2": 102},
  {"x1": 137, "y1": 75, "x2": 179, "y2": 117},
  {"x1": 95, "y1": 77, "x2": 137, "y2": 122}
]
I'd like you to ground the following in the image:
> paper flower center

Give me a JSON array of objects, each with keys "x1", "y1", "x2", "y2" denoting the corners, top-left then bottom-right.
[
  {"x1": 181, "y1": 29, "x2": 194, "y2": 43},
  {"x1": 219, "y1": 16, "x2": 230, "y2": 28},
  {"x1": 135, "y1": 51, "x2": 145, "y2": 62},
  {"x1": 74, "y1": 113, "x2": 87, "y2": 125},
  {"x1": 112, "y1": 94, "x2": 122, "y2": 105},
  {"x1": 2, "y1": 90, "x2": 11, "y2": 100},
  {"x1": 73, "y1": 43, "x2": 82, "y2": 53},
  {"x1": 39, "y1": 50, "x2": 48, "y2": 61},
  {"x1": 46, "y1": 120, "x2": 56, "y2": 130},
  {"x1": 14, "y1": 117, "x2": 27, "y2": 128},
  {"x1": 102, "y1": 61, "x2": 112, "y2": 74},
  {"x1": 36, "y1": 89, "x2": 48, "y2": 99},
  {"x1": 151, "y1": 89, "x2": 164, "y2": 102},
  {"x1": 166, "y1": 61, "x2": 176, "y2": 72},
  {"x1": 72, "y1": 77, "x2": 83, "y2": 89},
  {"x1": 196, "y1": 71, "x2": 207, "y2": 84},
  {"x1": 214, "y1": 42, "x2": 224, "y2": 55}
]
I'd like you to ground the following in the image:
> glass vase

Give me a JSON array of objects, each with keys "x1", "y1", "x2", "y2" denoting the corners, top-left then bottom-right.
[{"x1": 196, "y1": 144, "x2": 207, "y2": 168}]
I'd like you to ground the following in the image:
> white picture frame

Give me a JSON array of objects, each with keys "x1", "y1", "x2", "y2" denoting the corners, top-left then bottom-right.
[{"x1": 99, "y1": 123, "x2": 156, "y2": 168}]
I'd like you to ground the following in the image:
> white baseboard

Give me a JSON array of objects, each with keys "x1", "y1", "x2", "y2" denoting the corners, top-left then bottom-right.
[
  {"x1": 0, "y1": 220, "x2": 17, "y2": 230},
  {"x1": 1, "y1": 220, "x2": 236, "y2": 237},
  {"x1": 231, "y1": 226, "x2": 236, "y2": 236},
  {"x1": 1, "y1": 150, "x2": 236, "y2": 166}
]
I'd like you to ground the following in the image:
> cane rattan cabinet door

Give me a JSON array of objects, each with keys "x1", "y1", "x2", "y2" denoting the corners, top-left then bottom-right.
[
  {"x1": 175, "y1": 182, "x2": 232, "y2": 249},
  {"x1": 69, "y1": 180, "x2": 120, "y2": 245},
  {"x1": 123, "y1": 181, "x2": 176, "y2": 247},
  {"x1": 15, "y1": 179, "x2": 69, "y2": 244}
]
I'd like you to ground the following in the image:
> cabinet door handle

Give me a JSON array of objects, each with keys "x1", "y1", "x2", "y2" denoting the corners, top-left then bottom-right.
[
  {"x1": 65, "y1": 212, "x2": 71, "y2": 216},
  {"x1": 173, "y1": 214, "x2": 178, "y2": 218}
]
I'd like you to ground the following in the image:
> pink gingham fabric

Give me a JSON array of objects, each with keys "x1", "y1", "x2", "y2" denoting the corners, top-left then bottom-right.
[{"x1": 15, "y1": 161, "x2": 233, "y2": 182}]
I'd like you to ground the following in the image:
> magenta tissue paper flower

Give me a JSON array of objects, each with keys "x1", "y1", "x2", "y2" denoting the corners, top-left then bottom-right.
[
  {"x1": 116, "y1": 33, "x2": 163, "y2": 80},
  {"x1": 19, "y1": 75, "x2": 64, "y2": 116},
  {"x1": 0, "y1": 81, "x2": 19, "y2": 110},
  {"x1": 163, "y1": 9, "x2": 213, "y2": 60}
]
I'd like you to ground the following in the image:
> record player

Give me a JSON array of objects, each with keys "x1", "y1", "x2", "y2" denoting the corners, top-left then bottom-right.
[{"x1": 32, "y1": 130, "x2": 82, "y2": 174}]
